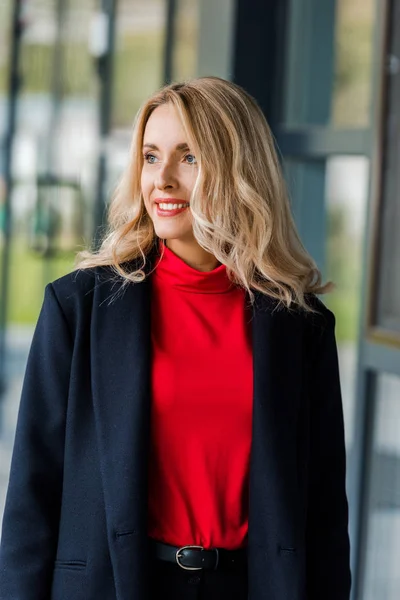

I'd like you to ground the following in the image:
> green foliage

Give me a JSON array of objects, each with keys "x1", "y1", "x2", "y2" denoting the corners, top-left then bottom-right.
[
  {"x1": 0, "y1": 1, "x2": 11, "y2": 94},
  {"x1": 1, "y1": 237, "x2": 75, "y2": 324},
  {"x1": 332, "y1": 2, "x2": 374, "y2": 126},
  {"x1": 325, "y1": 205, "x2": 362, "y2": 343},
  {"x1": 0, "y1": 2, "x2": 374, "y2": 129},
  {"x1": 112, "y1": 30, "x2": 164, "y2": 127},
  {"x1": 0, "y1": 30, "x2": 164, "y2": 125}
]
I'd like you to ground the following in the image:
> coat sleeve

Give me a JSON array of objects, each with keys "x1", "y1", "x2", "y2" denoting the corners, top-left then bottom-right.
[
  {"x1": 306, "y1": 308, "x2": 352, "y2": 600},
  {"x1": 0, "y1": 283, "x2": 72, "y2": 600}
]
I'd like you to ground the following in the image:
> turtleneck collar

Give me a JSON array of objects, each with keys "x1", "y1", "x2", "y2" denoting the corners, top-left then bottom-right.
[{"x1": 152, "y1": 239, "x2": 235, "y2": 294}]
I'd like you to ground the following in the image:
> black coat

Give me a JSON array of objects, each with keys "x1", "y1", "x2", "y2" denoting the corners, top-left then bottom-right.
[{"x1": 0, "y1": 254, "x2": 351, "y2": 600}]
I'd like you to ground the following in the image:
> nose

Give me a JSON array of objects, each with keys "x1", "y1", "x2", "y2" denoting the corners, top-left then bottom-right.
[{"x1": 155, "y1": 162, "x2": 178, "y2": 190}]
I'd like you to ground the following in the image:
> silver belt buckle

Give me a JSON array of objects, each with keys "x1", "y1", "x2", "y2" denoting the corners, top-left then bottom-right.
[{"x1": 175, "y1": 545, "x2": 204, "y2": 571}]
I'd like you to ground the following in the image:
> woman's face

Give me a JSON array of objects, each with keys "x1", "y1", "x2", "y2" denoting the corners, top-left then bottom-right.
[{"x1": 141, "y1": 103, "x2": 198, "y2": 243}]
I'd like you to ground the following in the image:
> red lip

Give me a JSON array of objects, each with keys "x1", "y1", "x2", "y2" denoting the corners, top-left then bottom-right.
[{"x1": 154, "y1": 198, "x2": 189, "y2": 205}]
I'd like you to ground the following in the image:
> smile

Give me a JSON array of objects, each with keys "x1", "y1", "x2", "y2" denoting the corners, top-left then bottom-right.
[
  {"x1": 158, "y1": 203, "x2": 189, "y2": 210},
  {"x1": 156, "y1": 203, "x2": 190, "y2": 217}
]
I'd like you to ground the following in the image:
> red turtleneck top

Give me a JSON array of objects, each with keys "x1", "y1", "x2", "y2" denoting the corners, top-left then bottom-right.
[{"x1": 147, "y1": 241, "x2": 253, "y2": 550}]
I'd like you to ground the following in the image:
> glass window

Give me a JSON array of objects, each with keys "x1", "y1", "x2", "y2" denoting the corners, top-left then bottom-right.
[
  {"x1": 0, "y1": 0, "x2": 99, "y2": 520},
  {"x1": 283, "y1": 0, "x2": 336, "y2": 126},
  {"x1": 374, "y1": 0, "x2": 400, "y2": 334},
  {"x1": 375, "y1": 191, "x2": 400, "y2": 332},
  {"x1": 325, "y1": 156, "x2": 369, "y2": 448},
  {"x1": 331, "y1": 0, "x2": 376, "y2": 127},
  {"x1": 112, "y1": 0, "x2": 166, "y2": 129},
  {"x1": 0, "y1": 0, "x2": 12, "y2": 99},
  {"x1": 172, "y1": 0, "x2": 200, "y2": 81},
  {"x1": 363, "y1": 373, "x2": 400, "y2": 600},
  {"x1": 0, "y1": 0, "x2": 13, "y2": 282},
  {"x1": 6, "y1": 0, "x2": 98, "y2": 324},
  {"x1": 19, "y1": 0, "x2": 56, "y2": 99},
  {"x1": 283, "y1": 0, "x2": 376, "y2": 127}
]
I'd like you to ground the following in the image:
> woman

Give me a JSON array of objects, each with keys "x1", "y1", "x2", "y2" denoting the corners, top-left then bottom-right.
[{"x1": 0, "y1": 76, "x2": 351, "y2": 600}]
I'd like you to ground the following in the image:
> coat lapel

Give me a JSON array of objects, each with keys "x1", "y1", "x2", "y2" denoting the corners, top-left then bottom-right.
[
  {"x1": 249, "y1": 293, "x2": 304, "y2": 542},
  {"x1": 90, "y1": 259, "x2": 154, "y2": 600},
  {"x1": 248, "y1": 292, "x2": 306, "y2": 597}
]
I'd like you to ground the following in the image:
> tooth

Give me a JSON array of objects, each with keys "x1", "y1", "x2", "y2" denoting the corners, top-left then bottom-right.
[{"x1": 158, "y1": 203, "x2": 189, "y2": 210}]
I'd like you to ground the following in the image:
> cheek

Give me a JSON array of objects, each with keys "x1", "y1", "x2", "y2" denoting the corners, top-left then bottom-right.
[
  {"x1": 141, "y1": 171, "x2": 152, "y2": 203},
  {"x1": 183, "y1": 169, "x2": 198, "y2": 195}
]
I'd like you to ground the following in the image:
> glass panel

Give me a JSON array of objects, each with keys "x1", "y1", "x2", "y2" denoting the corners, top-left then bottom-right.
[
  {"x1": 283, "y1": 0, "x2": 376, "y2": 127},
  {"x1": 363, "y1": 373, "x2": 400, "y2": 600},
  {"x1": 375, "y1": 0, "x2": 400, "y2": 333},
  {"x1": 0, "y1": 0, "x2": 13, "y2": 522},
  {"x1": 172, "y1": 0, "x2": 200, "y2": 81},
  {"x1": 0, "y1": 0, "x2": 98, "y2": 518},
  {"x1": 112, "y1": 0, "x2": 166, "y2": 129},
  {"x1": 0, "y1": 0, "x2": 12, "y2": 98},
  {"x1": 10, "y1": 0, "x2": 97, "y2": 323},
  {"x1": 376, "y1": 194, "x2": 400, "y2": 332},
  {"x1": 0, "y1": 0, "x2": 12, "y2": 288},
  {"x1": 325, "y1": 156, "x2": 369, "y2": 448},
  {"x1": 283, "y1": 0, "x2": 336, "y2": 126},
  {"x1": 331, "y1": 0, "x2": 376, "y2": 127}
]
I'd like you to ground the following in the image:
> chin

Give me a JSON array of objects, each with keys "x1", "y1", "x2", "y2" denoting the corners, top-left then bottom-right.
[{"x1": 153, "y1": 225, "x2": 194, "y2": 243}]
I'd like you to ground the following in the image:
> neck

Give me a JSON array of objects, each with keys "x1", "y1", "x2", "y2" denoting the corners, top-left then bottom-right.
[{"x1": 164, "y1": 238, "x2": 220, "y2": 272}]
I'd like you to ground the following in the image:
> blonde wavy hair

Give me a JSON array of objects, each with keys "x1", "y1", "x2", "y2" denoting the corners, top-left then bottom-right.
[{"x1": 76, "y1": 76, "x2": 332, "y2": 310}]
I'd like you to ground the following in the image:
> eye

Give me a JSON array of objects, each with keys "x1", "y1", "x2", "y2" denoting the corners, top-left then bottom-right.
[
  {"x1": 144, "y1": 153, "x2": 158, "y2": 164},
  {"x1": 184, "y1": 154, "x2": 197, "y2": 165}
]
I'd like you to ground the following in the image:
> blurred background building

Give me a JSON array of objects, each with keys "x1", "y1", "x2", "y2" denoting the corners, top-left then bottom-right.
[{"x1": 0, "y1": 0, "x2": 399, "y2": 598}]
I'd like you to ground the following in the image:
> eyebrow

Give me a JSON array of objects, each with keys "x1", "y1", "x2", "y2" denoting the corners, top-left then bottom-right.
[{"x1": 142, "y1": 143, "x2": 190, "y2": 151}]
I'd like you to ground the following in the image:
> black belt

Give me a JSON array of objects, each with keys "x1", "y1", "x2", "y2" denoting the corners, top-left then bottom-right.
[{"x1": 150, "y1": 539, "x2": 247, "y2": 571}]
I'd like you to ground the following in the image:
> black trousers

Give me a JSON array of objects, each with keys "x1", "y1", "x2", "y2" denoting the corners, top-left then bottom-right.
[{"x1": 149, "y1": 558, "x2": 248, "y2": 600}]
